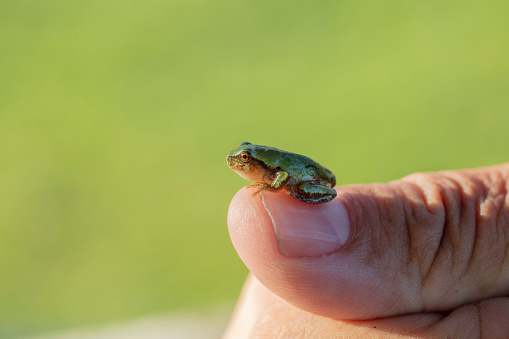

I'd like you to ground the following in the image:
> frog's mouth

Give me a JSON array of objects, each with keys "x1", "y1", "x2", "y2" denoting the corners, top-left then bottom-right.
[
  {"x1": 226, "y1": 155, "x2": 236, "y2": 168},
  {"x1": 227, "y1": 155, "x2": 246, "y2": 172},
  {"x1": 227, "y1": 155, "x2": 242, "y2": 171}
]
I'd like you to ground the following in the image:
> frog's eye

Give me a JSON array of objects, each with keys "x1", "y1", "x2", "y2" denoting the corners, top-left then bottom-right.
[{"x1": 240, "y1": 151, "x2": 252, "y2": 163}]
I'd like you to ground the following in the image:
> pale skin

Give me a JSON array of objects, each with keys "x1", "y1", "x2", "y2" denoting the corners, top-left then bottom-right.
[{"x1": 224, "y1": 163, "x2": 509, "y2": 338}]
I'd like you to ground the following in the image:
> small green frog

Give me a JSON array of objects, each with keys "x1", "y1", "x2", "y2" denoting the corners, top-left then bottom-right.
[{"x1": 226, "y1": 142, "x2": 337, "y2": 204}]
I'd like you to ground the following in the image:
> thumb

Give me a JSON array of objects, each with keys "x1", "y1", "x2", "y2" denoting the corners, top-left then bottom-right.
[{"x1": 227, "y1": 163, "x2": 509, "y2": 320}]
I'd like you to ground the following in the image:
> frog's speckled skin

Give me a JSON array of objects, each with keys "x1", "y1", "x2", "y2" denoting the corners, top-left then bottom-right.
[{"x1": 226, "y1": 142, "x2": 337, "y2": 204}]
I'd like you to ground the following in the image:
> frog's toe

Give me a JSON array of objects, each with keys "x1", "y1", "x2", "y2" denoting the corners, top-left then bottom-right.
[
  {"x1": 246, "y1": 182, "x2": 283, "y2": 196},
  {"x1": 246, "y1": 182, "x2": 266, "y2": 196},
  {"x1": 246, "y1": 182, "x2": 264, "y2": 190}
]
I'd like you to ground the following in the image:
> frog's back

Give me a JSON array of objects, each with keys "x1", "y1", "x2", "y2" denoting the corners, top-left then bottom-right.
[
  {"x1": 249, "y1": 144, "x2": 335, "y2": 185},
  {"x1": 247, "y1": 144, "x2": 313, "y2": 167}
]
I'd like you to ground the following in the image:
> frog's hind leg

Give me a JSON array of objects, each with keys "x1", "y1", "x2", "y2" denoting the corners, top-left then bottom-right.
[
  {"x1": 288, "y1": 182, "x2": 337, "y2": 204},
  {"x1": 246, "y1": 171, "x2": 290, "y2": 197}
]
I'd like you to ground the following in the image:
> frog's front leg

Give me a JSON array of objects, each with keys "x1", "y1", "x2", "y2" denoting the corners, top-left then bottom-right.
[
  {"x1": 246, "y1": 171, "x2": 290, "y2": 196},
  {"x1": 288, "y1": 181, "x2": 337, "y2": 204}
]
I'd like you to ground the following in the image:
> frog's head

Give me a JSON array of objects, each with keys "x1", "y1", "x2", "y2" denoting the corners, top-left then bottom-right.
[{"x1": 227, "y1": 142, "x2": 266, "y2": 182}]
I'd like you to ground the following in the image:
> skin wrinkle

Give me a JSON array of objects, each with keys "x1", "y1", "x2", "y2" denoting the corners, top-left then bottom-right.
[
  {"x1": 498, "y1": 201, "x2": 509, "y2": 293},
  {"x1": 372, "y1": 188, "x2": 387, "y2": 266},
  {"x1": 389, "y1": 182, "x2": 431, "y2": 312},
  {"x1": 447, "y1": 175, "x2": 481, "y2": 302},
  {"x1": 474, "y1": 175, "x2": 499, "y2": 295},
  {"x1": 472, "y1": 174, "x2": 495, "y2": 289},
  {"x1": 406, "y1": 177, "x2": 446, "y2": 297},
  {"x1": 355, "y1": 186, "x2": 379, "y2": 261},
  {"x1": 417, "y1": 178, "x2": 450, "y2": 306},
  {"x1": 415, "y1": 186, "x2": 444, "y2": 283},
  {"x1": 463, "y1": 170, "x2": 506, "y2": 296},
  {"x1": 450, "y1": 174, "x2": 478, "y2": 285},
  {"x1": 412, "y1": 174, "x2": 438, "y2": 215},
  {"x1": 502, "y1": 172, "x2": 509, "y2": 290},
  {"x1": 488, "y1": 180, "x2": 509, "y2": 294},
  {"x1": 442, "y1": 176, "x2": 468, "y2": 281},
  {"x1": 397, "y1": 182, "x2": 425, "y2": 300},
  {"x1": 428, "y1": 303, "x2": 481, "y2": 338},
  {"x1": 439, "y1": 176, "x2": 473, "y2": 281},
  {"x1": 378, "y1": 184, "x2": 403, "y2": 269},
  {"x1": 489, "y1": 171, "x2": 509, "y2": 294},
  {"x1": 344, "y1": 186, "x2": 381, "y2": 266},
  {"x1": 385, "y1": 184, "x2": 410, "y2": 274},
  {"x1": 397, "y1": 181, "x2": 438, "y2": 310},
  {"x1": 494, "y1": 171, "x2": 509, "y2": 267}
]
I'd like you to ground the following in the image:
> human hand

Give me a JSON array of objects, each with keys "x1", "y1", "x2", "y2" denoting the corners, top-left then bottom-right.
[{"x1": 224, "y1": 164, "x2": 509, "y2": 338}]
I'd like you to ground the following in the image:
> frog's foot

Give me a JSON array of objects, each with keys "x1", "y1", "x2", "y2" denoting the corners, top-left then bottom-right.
[
  {"x1": 246, "y1": 182, "x2": 281, "y2": 196},
  {"x1": 288, "y1": 182, "x2": 337, "y2": 204}
]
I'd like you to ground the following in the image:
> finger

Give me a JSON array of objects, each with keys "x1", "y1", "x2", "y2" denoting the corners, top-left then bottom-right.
[
  {"x1": 227, "y1": 163, "x2": 509, "y2": 319},
  {"x1": 224, "y1": 275, "x2": 509, "y2": 339},
  {"x1": 223, "y1": 275, "x2": 442, "y2": 339}
]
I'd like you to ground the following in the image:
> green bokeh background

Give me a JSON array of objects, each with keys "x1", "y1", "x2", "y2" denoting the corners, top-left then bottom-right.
[{"x1": 1, "y1": 0, "x2": 508, "y2": 336}]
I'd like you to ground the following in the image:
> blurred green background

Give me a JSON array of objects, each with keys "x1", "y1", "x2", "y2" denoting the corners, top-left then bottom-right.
[{"x1": 1, "y1": 0, "x2": 508, "y2": 336}]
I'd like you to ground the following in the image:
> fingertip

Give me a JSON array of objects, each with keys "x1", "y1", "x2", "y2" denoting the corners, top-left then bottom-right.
[{"x1": 227, "y1": 188, "x2": 282, "y2": 271}]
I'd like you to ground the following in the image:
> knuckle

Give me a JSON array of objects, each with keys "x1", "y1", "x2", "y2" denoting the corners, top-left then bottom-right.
[{"x1": 405, "y1": 168, "x2": 509, "y2": 308}]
